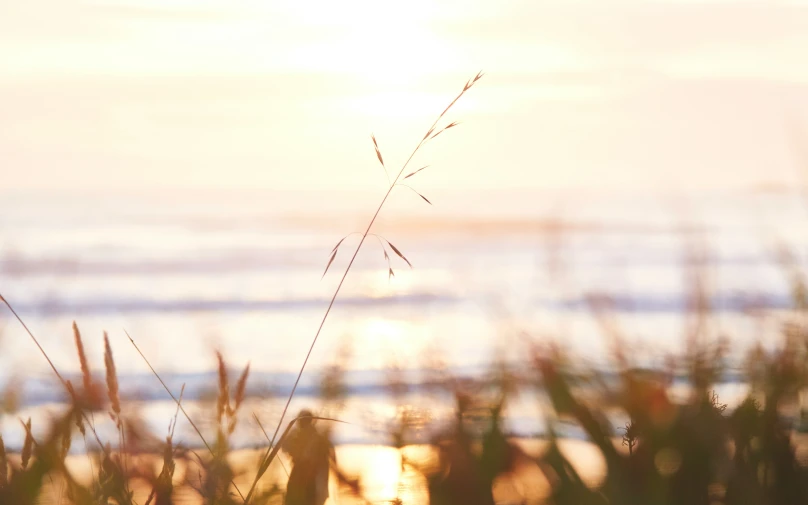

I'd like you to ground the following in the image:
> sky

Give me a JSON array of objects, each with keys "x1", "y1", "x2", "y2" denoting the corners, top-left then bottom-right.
[{"x1": 2, "y1": 0, "x2": 808, "y2": 192}]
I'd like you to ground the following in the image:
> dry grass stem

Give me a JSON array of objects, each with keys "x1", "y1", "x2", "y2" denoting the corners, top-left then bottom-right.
[{"x1": 244, "y1": 70, "x2": 484, "y2": 504}]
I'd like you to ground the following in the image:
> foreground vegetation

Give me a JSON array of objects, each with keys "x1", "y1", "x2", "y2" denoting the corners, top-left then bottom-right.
[{"x1": 1, "y1": 309, "x2": 808, "y2": 505}]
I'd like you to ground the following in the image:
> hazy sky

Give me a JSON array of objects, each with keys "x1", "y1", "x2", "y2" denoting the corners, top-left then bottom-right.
[{"x1": 2, "y1": 0, "x2": 808, "y2": 192}]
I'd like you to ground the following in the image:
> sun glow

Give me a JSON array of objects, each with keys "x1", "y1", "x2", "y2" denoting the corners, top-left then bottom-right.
[
  {"x1": 281, "y1": 1, "x2": 458, "y2": 86},
  {"x1": 270, "y1": 1, "x2": 467, "y2": 121},
  {"x1": 362, "y1": 318, "x2": 407, "y2": 346},
  {"x1": 354, "y1": 317, "x2": 429, "y2": 366}
]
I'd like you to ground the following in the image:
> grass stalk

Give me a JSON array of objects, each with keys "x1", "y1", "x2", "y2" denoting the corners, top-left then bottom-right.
[
  {"x1": 252, "y1": 413, "x2": 289, "y2": 478},
  {"x1": 243, "y1": 70, "x2": 483, "y2": 504}
]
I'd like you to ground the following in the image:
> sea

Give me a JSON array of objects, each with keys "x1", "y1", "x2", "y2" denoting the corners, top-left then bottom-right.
[{"x1": 1, "y1": 186, "x2": 807, "y2": 455}]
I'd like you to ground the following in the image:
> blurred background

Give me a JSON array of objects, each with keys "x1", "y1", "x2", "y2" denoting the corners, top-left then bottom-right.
[{"x1": 2, "y1": 0, "x2": 808, "y2": 494}]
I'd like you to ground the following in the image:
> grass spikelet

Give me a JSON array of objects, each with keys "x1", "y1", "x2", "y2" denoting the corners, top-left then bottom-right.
[
  {"x1": 330, "y1": 236, "x2": 348, "y2": 255},
  {"x1": 323, "y1": 249, "x2": 339, "y2": 279},
  {"x1": 384, "y1": 240, "x2": 412, "y2": 268},
  {"x1": 73, "y1": 321, "x2": 92, "y2": 394},
  {"x1": 103, "y1": 332, "x2": 130, "y2": 500},
  {"x1": 430, "y1": 121, "x2": 461, "y2": 141},
  {"x1": 323, "y1": 235, "x2": 356, "y2": 278},
  {"x1": 20, "y1": 417, "x2": 33, "y2": 470},
  {"x1": 399, "y1": 184, "x2": 432, "y2": 205},
  {"x1": 227, "y1": 364, "x2": 250, "y2": 435},
  {"x1": 216, "y1": 351, "x2": 230, "y2": 421},
  {"x1": 103, "y1": 332, "x2": 121, "y2": 418},
  {"x1": 372, "y1": 134, "x2": 390, "y2": 184},
  {"x1": 403, "y1": 165, "x2": 429, "y2": 179},
  {"x1": 233, "y1": 362, "x2": 250, "y2": 412},
  {"x1": 371, "y1": 134, "x2": 385, "y2": 167},
  {"x1": 0, "y1": 434, "x2": 7, "y2": 487}
]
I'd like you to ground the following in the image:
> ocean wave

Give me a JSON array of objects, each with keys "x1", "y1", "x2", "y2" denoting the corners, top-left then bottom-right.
[
  {"x1": 2, "y1": 365, "x2": 748, "y2": 411},
  {"x1": 554, "y1": 292, "x2": 793, "y2": 313},
  {"x1": 4, "y1": 289, "x2": 796, "y2": 317},
  {"x1": 0, "y1": 252, "x2": 324, "y2": 276},
  {"x1": 7, "y1": 292, "x2": 461, "y2": 316},
  {"x1": 1, "y1": 249, "x2": 800, "y2": 278}
]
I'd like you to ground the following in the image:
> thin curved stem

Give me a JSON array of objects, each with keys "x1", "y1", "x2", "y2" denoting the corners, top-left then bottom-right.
[{"x1": 241, "y1": 71, "x2": 483, "y2": 503}]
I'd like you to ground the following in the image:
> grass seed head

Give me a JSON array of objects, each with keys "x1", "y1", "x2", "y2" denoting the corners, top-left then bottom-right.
[{"x1": 104, "y1": 332, "x2": 121, "y2": 417}]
